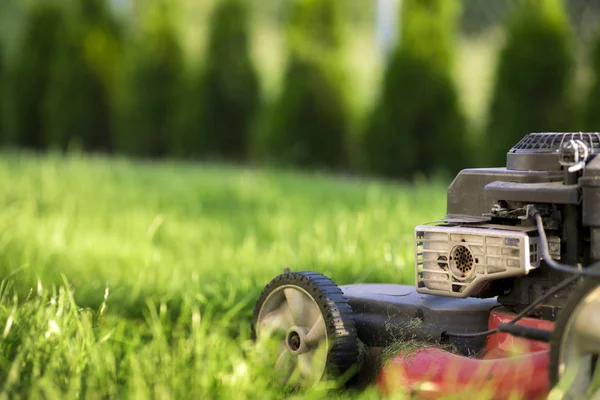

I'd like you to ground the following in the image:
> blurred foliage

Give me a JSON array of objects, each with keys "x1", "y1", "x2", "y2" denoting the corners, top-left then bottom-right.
[
  {"x1": 175, "y1": 0, "x2": 259, "y2": 161},
  {"x1": 485, "y1": 0, "x2": 575, "y2": 167},
  {"x1": 460, "y1": 0, "x2": 513, "y2": 36},
  {"x1": 0, "y1": 42, "x2": 3, "y2": 141},
  {"x1": 1, "y1": 0, "x2": 599, "y2": 178},
  {"x1": 44, "y1": 0, "x2": 121, "y2": 151},
  {"x1": 253, "y1": 0, "x2": 350, "y2": 169},
  {"x1": 0, "y1": 0, "x2": 23, "y2": 56},
  {"x1": 461, "y1": 0, "x2": 600, "y2": 40},
  {"x1": 116, "y1": 1, "x2": 184, "y2": 157},
  {"x1": 251, "y1": 0, "x2": 374, "y2": 30},
  {"x1": 585, "y1": 27, "x2": 600, "y2": 131},
  {"x1": 362, "y1": 0, "x2": 468, "y2": 179},
  {"x1": 4, "y1": 2, "x2": 64, "y2": 149}
]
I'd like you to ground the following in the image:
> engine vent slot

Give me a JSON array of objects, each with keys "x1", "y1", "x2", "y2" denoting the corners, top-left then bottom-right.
[{"x1": 415, "y1": 225, "x2": 540, "y2": 298}]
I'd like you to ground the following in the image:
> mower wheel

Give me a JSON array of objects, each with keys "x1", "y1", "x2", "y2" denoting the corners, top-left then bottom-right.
[
  {"x1": 252, "y1": 272, "x2": 359, "y2": 386},
  {"x1": 550, "y1": 276, "x2": 600, "y2": 398}
]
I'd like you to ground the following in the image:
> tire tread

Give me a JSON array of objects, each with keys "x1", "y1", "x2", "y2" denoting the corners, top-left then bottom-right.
[{"x1": 252, "y1": 271, "x2": 359, "y2": 381}]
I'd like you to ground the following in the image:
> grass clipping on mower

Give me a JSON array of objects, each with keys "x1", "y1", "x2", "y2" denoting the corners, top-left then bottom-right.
[
  {"x1": 380, "y1": 318, "x2": 458, "y2": 366},
  {"x1": 380, "y1": 339, "x2": 456, "y2": 366}
]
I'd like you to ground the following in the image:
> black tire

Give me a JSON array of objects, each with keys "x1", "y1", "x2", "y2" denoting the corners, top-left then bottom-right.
[
  {"x1": 549, "y1": 276, "x2": 600, "y2": 389},
  {"x1": 252, "y1": 271, "x2": 359, "y2": 382}
]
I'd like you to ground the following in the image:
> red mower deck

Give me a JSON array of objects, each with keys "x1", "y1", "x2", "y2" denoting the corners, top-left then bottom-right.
[{"x1": 378, "y1": 311, "x2": 554, "y2": 399}]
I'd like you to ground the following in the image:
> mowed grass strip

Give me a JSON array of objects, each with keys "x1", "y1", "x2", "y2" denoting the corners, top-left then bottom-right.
[{"x1": 0, "y1": 152, "x2": 447, "y2": 398}]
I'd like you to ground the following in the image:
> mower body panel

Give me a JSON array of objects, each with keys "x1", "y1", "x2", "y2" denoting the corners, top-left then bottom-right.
[{"x1": 341, "y1": 284, "x2": 498, "y2": 355}]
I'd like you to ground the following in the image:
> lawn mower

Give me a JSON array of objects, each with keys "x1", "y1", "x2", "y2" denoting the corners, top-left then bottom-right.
[{"x1": 252, "y1": 132, "x2": 600, "y2": 399}]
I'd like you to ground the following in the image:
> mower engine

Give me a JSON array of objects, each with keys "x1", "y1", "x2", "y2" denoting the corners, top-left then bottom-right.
[
  {"x1": 415, "y1": 223, "x2": 546, "y2": 298},
  {"x1": 415, "y1": 132, "x2": 600, "y2": 319},
  {"x1": 253, "y1": 132, "x2": 600, "y2": 399}
]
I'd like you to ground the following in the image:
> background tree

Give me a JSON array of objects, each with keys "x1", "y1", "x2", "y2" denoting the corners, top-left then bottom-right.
[
  {"x1": 585, "y1": 27, "x2": 600, "y2": 131},
  {"x1": 43, "y1": 0, "x2": 121, "y2": 151},
  {"x1": 362, "y1": 0, "x2": 467, "y2": 179},
  {"x1": 485, "y1": 0, "x2": 575, "y2": 167},
  {"x1": 6, "y1": 2, "x2": 64, "y2": 149},
  {"x1": 253, "y1": 0, "x2": 350, "y2": 169},
  {"x1": 0, "y1": 41, "x2": 4, "y2": 141},
  {"x1": 116, "y1": 1, "x2": 184, "y2": 157},
  {"x1": 176, "y1": 0, "x2": 260, "y2": 161}
]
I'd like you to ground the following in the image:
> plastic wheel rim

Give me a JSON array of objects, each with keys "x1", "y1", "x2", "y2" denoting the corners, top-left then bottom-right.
[
  {"x1": 256, "y1": 285, "x2": 329, "y2": 385},
  {"x1": 558, "y1": 286, "x2": 600, "y2": 398}
]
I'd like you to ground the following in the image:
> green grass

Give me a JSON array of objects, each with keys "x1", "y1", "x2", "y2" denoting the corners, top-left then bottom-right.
[{"x1": 0, "y1": 152, "x2": 448, "y2": 398}]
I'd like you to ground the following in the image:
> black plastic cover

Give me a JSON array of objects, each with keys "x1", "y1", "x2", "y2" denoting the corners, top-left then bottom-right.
[
  {"x1": 341, "y1": 284, "x2": 499, "y2": 356},
  {"x1": 581, "y1": 155, "x2": 600, "y2": 227},
  {"x1": 446, "y1": 168, "x2": 563, "y2": 220},
  {"x1": 507, "y1": 132, "x2": 600, "y2": 171},
  {"x1": 581, "y1": 155, "x2": 600, "y2": 260},
  {"x1": 484, "y1": 181, "x2": 581, "y2": 205}
]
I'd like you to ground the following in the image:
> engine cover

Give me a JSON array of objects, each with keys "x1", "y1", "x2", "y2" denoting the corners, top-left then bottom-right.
[{"x1": 415, "y1": 224, "x2": 542, "y2": 298}]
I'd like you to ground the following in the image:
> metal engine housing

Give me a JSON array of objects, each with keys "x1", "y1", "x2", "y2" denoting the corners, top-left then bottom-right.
[
  {"x1": 410, "y1": 132, "x2": 600, "y2": 315},
  {"x1": 415, "y1": 224, "x2": 546, "y2": 298}
]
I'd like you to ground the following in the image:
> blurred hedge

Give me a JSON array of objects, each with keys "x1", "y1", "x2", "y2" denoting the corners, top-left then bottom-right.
[
  {"x1": 253, "y1": 0, "x2": 350, "y2": 169},
  {"x1": 362, "y1": 0, "x2": 467, "y2": 179},
  {"x1": 586, "y1": 28, "x2": 600, "y2": 131},
  {"x1": 0, "y1": 0, "x2": 595, "y2": 181},
  {"x1": 176, "y1": 0, "x2": 259, "y2": 161},
  {"x1": 5, "y1": 2, "x2": 64, "y2": 149},
  {"x1": 485, "y1": 0, "x2": 575, "y2": 167},
  {"x1": 44, "y1": 0, "x2": 121, "y2": 152},
  {"x1": 115, "y1": 1, "x2": 184, "y2": 157},
  {"x1": 0, "y1": 41, "x2": 3, "y2": 140}
]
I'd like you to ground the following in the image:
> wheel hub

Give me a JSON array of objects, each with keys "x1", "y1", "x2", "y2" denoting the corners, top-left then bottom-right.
[
  {"x1": 287, "y1": 331, "x2": 301, "y2": 351},
  {"x1": 255, "y1": 285, "x2": 329, "y2": 384},
  {"x1": 286, "y1": 326, "x2": 309, "y2": 354}
]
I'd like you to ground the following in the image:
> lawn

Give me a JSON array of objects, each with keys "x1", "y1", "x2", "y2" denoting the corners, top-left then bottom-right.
[{"x1": 0, "y1": 152, "x2": 448, "y2": 399}]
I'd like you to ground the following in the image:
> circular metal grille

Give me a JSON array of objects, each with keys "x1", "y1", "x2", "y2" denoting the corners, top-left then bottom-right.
[{"x1": 450, "y1": 245, "x2": 474, "y2": 279}]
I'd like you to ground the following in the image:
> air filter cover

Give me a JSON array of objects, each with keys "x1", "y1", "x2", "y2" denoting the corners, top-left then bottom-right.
[
  {"x1": 507, "y1": 132, "x2": 600, "y2": 171},
  {"x1": 415, "y1": 224, "x2": 541, "y2": 298}
]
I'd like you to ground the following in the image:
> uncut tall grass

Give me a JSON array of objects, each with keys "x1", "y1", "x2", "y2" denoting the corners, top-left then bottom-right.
[{"x1": 0, "y1": 152, "x2": 447, "y2": 398}]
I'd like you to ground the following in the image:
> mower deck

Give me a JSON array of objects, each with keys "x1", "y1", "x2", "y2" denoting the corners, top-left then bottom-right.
[{"x1": 342, "y1": 284, "x2": 554, "y2": 399}]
